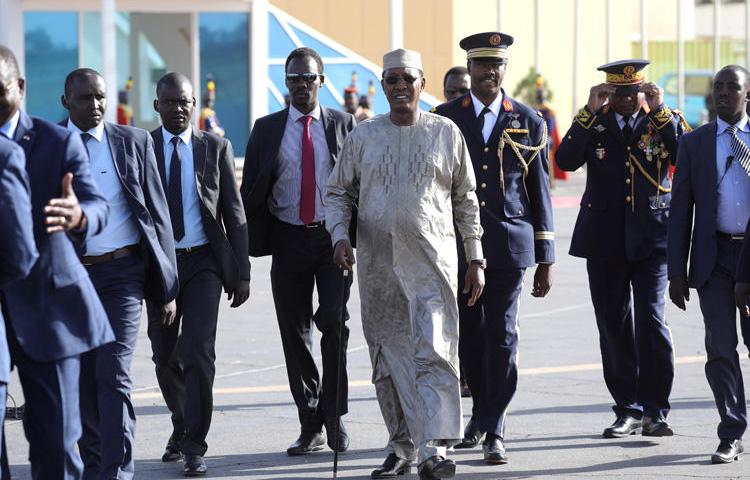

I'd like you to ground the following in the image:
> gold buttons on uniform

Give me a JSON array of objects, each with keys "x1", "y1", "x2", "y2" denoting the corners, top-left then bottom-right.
[
  {"x1": 480, "y1": 201, "x2": 486, "y2": 207},
  {"x1": 627, "y1": 146, "x2": 631, "y2": 151},
  {"x1": 661, "y1": 202, "x2": 666, "y2": 207},
  {"x1": 587, "y1": 203, "x2": 592, "y2": 208},
  {"x1": 483, "y1": 147, "x2": 489, "y2": 152},
  {"x1": 626, "y1": 196, "x2": 632, "y2": 203},
  {"x1": 625, "y1": 162, "x2": 630, "y2": 168},
  {"x1": 626, "y1": 178, "x2": 631, "y2": 184},
  {"x1": 482, "y1": 164, "x2": 488, "y2": 170},
  {"x1": 481, "y1": 183, "x2": 487, "y2": 188}
]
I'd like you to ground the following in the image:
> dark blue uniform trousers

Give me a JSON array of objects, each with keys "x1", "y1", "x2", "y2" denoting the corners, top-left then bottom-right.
[
  {"x1": 458, "y1": 267, "x2": 525, "y2": 438},
  {"x1": 586, "y1": 254, "x2": 674, "y2": 420},
  {"x1": 697, "y1": 237, "x2": 750, "y2": 441},
  {"x1": 5, "y1": 322, "x2": 83, "y2": 480},
  {"x1": 79, "y1": 254, "x2": 144, "y2": 480}
]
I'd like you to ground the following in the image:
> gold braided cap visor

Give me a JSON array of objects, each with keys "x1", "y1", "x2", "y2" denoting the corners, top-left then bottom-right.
[
  {"x1": 605, "y1": 71, "x2": 646, "y2": 85},
  {"x1": 467, "y1": 48, "x2": 509, "y2": 61}
]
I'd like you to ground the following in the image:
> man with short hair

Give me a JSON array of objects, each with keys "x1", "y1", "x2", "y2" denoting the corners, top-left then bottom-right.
[
  {"x1": 670, "y1": 64, "x2": 750, "y2": 464},
  {"x1": 0, "y1": 44, "x2": 113, "y2": 480},
  {"x1": 61, "y1": 67, "x2": 178, "y2": 480},
  {"x1": 443, "y1": 66, "x2": 470, "y2": 102},
  {"x1": 433, "y1": 32, "x2": 554, "y2": 465},
  {"x1": 327, "y1": 48, "x2": 484, "y2": 480},
  {"x1": 149, "y1": 72, "x2": 250, "y2": 476},
  {"x1": 241, "y1": 47, "x2": 356, "y2": 457}
]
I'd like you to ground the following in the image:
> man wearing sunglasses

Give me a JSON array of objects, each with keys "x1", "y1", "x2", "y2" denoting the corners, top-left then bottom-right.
[
  {"x1": 240, "y1": 47, "x2": 356, "y2": 457},
  {"x1": 557, "y1": 60, "x2": 686, "y2": 441},
  {"x1": 433, "y1": 32, "x2": 555, "y2": 466}
]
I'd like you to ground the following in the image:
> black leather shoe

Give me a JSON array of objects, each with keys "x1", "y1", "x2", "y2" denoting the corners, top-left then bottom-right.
[
  {"x1": 455, "y1": 416, "x2": 484, "y2": 449},
  {"x1": 482, "y1": 435, "x2": 508, "y2": 465},
  {"x1": 602, "y1": 416, "x2": 642, "y2": 438},
  {"x1": 711, "y1": 439, "x2": 743, "y2": 464},
  {"x1": 183, "y1": 454, "x2": 207, "y2": 477},
  {"x1": 641, "y1": 417, "x2": 674, "y2": 437},
  {"x1": 286, "y1": 431, "x2": 326, "y2": 456},
  {"x1": 324, "y1": 417, "x2": 350, "y2": 452},
  {"x1": 418, "y1": 455, "x2": 456, "y2": 479},
  {"x1": 161, "y1": 442, "x2": 181, "y2": 462},
  {"x1": 371, "y1": 453, "x2": 412, "y2": 478}
]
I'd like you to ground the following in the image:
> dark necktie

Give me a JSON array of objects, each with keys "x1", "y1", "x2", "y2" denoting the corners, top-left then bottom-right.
[
  {"x1": 622, "y1": 117, "x2": 633, "y2": 140},
  {"x1": 168, "y1": 136, "x2": 185, "y2": 241},
  {"x1": 726, "y1": 125, "x2": 750, "y2": 177},
  {"x1": 80, "y1": 132, "x2": 93, "y2": 156},
  {"x1": 298, "y1": 115, "x2": 316, "y2": 224},
  {"x1": 478, "y1": 106, "x2": 491, "y2": 141}
]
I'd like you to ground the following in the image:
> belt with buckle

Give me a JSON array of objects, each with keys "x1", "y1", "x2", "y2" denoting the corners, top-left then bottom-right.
[
  {"x1": 304, "y1": 221, "x2": 325, "y2": 229},
  {"x1": 176, "y1": 244, "x2": 210, "y2": 255},
  {"x1": 717, "y1": 231, "x2": 745, "y2": 242},
  {"x1": 81, "y1": 244, "x2": 140, "y2": 266}
]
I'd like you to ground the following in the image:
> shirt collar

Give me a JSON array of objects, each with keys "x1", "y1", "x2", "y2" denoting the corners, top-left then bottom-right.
[
  {"x1": 614, "y1": 111, "x2": 641, "y2": 125},
  {"x1": 716, "y1": 115, "x2": 750, "y2": 136},
  {"x1": 289, "y1": 104, "x2": 321, "y2": 122},
  {"x1": 162, "y1": 125, "x2": 193, "y2": 146},
  {"x1": 67, "y1": 119, "x2": 105, "y2": 142},
  {"x1": 470, "y1": 92, "x2": 503, "y2": 118},
  {"x1": 0, "y1": 110, "x2": 20, "y2": 139}
]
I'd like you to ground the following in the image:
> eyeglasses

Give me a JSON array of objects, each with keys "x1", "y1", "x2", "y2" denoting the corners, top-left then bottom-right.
[
  {"x1": 445, "y1": 87, "x2": 469, "y2": 96},
  {"x1": 383, "y1": 74, "x2": 420, "y2": 85},
  {"x1": 286, "y1": 73, "x2": 321, "y2": 84},
  {"x1": 160, "y1": 98, "x2": 194, "y2": 109}
]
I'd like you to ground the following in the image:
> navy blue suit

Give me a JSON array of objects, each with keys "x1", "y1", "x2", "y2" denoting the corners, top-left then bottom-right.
[
  {"x1": 69, "y1": 121, "x2": 178, "y2": 480},
  {"x1": 668, "y1": 121, "x2": 750, "y2": 440},
  {"x1": 557, "y1": 105, "x2": 682, "y2": 421},
  {"x1": 0, "y1": 136, "x2": 38, "y2": 459},
  {"x1": 434, "y1": 92, "x2": 554, "y2": 438},
  {"x1": 2, "y1": 112, "x2": 113, "y2": 479}
]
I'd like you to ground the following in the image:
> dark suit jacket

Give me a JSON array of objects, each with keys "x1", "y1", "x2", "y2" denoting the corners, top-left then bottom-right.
[
  {"x1": 240, "y1": 106, "x2": 357, "y2": 257},
  {"x1": 98, "y1": 122, "x2": 180, "y2": 303},
  {"x1": 2, "y1": 112, "x2": 114, "y2": 362},
  {"x1": 557, "y1": 106, "x2": 683, "y2": 262},
  {"x1": 0, "y1": 137, "x2": 39, "y2": 381},
  {"x1": 151, "y1": 127, "x2": 250, "y2": 291},
  {"x1": 434, "y1": 92, "x2": 554, "y2": 270},
  {"x1": 737, "y1": 219, "x2": 750, "y2": 283},
  {"x1": 667, "y1": 121, "x2": 721, "y2": 288}
]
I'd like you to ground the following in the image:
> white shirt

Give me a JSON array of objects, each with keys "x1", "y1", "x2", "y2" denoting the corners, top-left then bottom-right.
[
  {"x1": 0, "y1": 110, "x2": 20, "y2": 139},
  {"x1": 471, "y1": 92, "x2": 503, "y2": 144},
  {"x1": 615, "y1": 111, "x2": 643, "y2": 131}
]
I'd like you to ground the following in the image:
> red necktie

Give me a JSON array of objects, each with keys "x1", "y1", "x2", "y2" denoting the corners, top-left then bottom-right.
[{"x1": 299, "y1": 115, "x2": 316, "y2": 224}]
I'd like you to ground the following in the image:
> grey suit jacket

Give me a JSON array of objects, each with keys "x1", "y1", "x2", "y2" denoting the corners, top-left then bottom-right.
[{"x1": 151, "y1": 127, "x2": 250, "y2": 291}]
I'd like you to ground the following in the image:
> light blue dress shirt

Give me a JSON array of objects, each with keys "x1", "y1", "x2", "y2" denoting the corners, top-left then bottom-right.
[
  {"x1": 67, "y1": 120, "x2": 141, "y2": 255},
  {"x1": 715, "y1": 115, "x2": 750, "y2": 234},
  {"x1": 0, "y1": 110, "x2": 20, "y2": 139},
  {"x1": 162, "y1": 126, "x2": 209, "y2": 248},
  {"x1": 470, "y1": 92, "x2": 502, "y2": 144}
]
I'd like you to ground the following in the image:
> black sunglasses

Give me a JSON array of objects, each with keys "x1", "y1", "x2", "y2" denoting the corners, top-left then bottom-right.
[
  {"x1": 286, "y1": 73, "x2": 321, "y2": 84},
  {"x1": 445, "y1": 87, "x2": 469, "y2": 96},
  {"x1": 383, "y1": 74, "x2": 420, "y2": 85}
]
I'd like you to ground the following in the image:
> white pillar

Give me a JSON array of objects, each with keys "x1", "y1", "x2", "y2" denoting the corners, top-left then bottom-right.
[
  {"x1": 573, "y1": 0, "x2": 581, "y2": 114},
  {"x1": 0, "y1": 0, "x2": 25, "y2": 77},
  {"x1": 250, "y1": 0, "x2": 269, "y2": 125},
  {"x1": 713, "y1": 0, "x2": 721, "y2": 73},
  {"x1": 534, "y1": 0, "x2": 541, "y2": 73},
  {"x1": 497, "y1": 0, "x2": 504, "y2": 31},
  {"x1": 677, "y1": 0, "x2": 685, "y2": 112},
  {"x1": 190, "y1": 12, "x2": 200, "y2": 129},
  {"x1": 640, "y1": 0, "x2": 648, "y2": 59},
  {"x1": 606, "y1": 0, "x2": 613, "y2": 61},
  {"x1": 102, "y1": 0, "x2": 117, "y2": 123},
  {"x1": 389, "y1": 0, "x2": 403, "y2": 50}
]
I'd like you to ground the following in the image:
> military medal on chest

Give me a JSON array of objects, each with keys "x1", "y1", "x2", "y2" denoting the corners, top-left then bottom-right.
[
  {"x1": 637, "y1": 124, "x2": 662, "y2": 162},
  {"x1": 510, "y1": 113, "x2": 521, "y2": 129},
  {"x1": 595, "y1": 144, "x2": 606, "y2": 160}
]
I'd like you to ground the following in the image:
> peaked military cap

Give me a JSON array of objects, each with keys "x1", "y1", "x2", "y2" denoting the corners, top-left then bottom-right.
[
  {"x1": 598, "y1": 59, "x2": 649, "y2": 85},
  {"x1": 459, "y1": 32, "x2": 514, "y2": 63}
]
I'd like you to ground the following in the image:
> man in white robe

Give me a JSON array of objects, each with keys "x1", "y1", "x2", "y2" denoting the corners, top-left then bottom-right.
[{"x1": 326, "y1": 48, "x2": 485, "y2": 480}]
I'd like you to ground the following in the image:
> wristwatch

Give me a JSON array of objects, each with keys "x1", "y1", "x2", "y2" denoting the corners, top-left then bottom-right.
[{"x1": 470, "y1": 259, "x2": 487, "y2": 270}]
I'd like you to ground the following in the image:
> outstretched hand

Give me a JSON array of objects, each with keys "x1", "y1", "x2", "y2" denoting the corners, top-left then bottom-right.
[{"x1": 44, "y1": 173, "x2": 85, "y2": 233}]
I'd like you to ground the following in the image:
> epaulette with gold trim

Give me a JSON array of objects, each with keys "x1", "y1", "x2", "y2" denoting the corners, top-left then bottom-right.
[
  {"x1": 575, "y1": 107, "x2": 596, "y2": 129},
  {"x1": 673, "y1": 109, "x2": 693, "y2": 133},
  {"x1": 429, "y1": 106, "x2": 436, "y2": 113},
  {"x1": 651, "y1": 105, "x2": 674, "y2": 130}
]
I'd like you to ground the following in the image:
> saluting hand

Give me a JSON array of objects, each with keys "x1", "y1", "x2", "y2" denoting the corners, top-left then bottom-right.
[
  {"x1": 668, "y1": 276, "x2": 690, "y2": 311},
  {"x1": 531, "y1": 263, "x2": 554, "y2": 298},
  {"x1": 333, "y1": 239, "x2": 356, "y2": 271},
  {"x1": 587, "y1": 83, "x2": 616, "y2": 113},
  {"x1": 735, "y1": 282, "x2": 750, "y2": 317},
  {"x1": 639, "y1": 81, "x2": 664, "y2": 112},
  {"x1": 228, "y1": 279, "x2": 250, "y2": 308},
  {"x1": 463, "y1": 264, "x2": 485, "y2": 307},
  {"x1": 44, "y1": 173, "x2": 85, "y2": 233}
]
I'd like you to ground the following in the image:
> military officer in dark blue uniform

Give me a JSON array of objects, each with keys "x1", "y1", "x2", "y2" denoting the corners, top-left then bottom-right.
[
  {"x1": 434, "y1": 32, "x2": 555, "y2": 466},
  {"x1": 557, "y1": 60, "x2": 686, "y2": 439}
]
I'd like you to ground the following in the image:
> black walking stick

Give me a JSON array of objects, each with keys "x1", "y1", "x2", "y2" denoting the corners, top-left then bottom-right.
[{"x1": 332, "y1": 268, "x2": 349, "y2": 479}]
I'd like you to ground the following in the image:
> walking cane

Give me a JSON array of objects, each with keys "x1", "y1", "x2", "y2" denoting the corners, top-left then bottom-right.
[{"x1": 332, "y1": 268, "x2": 349, "y2": 479}]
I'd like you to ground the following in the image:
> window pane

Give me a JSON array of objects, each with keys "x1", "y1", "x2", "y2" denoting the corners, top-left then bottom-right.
[
  {"x1": 24, "y1": 12, "x2": 78, "y2": 122},
  {"x1": 199, "y1": 13, "x2": 249, "y2": 156}
]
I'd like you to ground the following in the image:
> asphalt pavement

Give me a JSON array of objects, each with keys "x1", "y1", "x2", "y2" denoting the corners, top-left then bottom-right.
[{"x1": 6, "y1": 171, "x2": 750, "y2": 479}]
